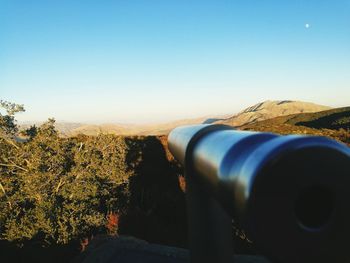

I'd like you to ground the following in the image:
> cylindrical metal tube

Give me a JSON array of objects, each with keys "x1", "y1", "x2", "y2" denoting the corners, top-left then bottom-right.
[{"x1": 168, "y1": 124, "x2": 350, "y2": 263}]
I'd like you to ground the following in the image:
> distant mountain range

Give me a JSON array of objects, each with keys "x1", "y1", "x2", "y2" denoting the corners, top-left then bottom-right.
[{"x1": 19, "y1": 100, "x2": 335, "y2": 136}]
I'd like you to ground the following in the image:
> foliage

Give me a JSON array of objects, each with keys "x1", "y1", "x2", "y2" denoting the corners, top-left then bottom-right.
[
  {"x1": 0, "y1": 100, "x2": 25, "y2": 136},
  {"x1": 0, "y1": 113, "x2": 132, "y2": 246},
  {"x1": 0, "y1": 102, "x2": 187, "y2": 258}
]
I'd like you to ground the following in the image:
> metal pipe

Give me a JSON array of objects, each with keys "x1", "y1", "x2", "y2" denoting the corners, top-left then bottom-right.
[{"x1": 168, "y1": 124, "x2": 350, "y2": 263}]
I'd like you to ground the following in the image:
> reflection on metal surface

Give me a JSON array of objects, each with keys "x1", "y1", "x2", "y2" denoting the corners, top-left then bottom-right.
[{"x1": 168, "y1": 124, "x2": 350, "y2": 263}]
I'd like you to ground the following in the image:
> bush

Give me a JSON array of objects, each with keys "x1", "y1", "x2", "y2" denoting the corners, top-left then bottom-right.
[{"x1": 0, "y1": 118, "x2": 132, "y2": 246}]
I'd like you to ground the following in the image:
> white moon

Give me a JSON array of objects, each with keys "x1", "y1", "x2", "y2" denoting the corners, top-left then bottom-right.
[{"x1": 305, "y1": 23, "x2": 310, "y2": 28}]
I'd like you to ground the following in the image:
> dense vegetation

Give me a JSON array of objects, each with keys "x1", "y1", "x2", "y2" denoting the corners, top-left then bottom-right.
[{"x1": 0, "y1": 101, "x2": 186, "y2": 262}]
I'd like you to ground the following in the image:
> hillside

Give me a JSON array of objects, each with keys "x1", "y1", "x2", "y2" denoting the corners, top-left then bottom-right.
[
  {"x1": 213, "y1": 100, "x2": 331, "y2": 127},
  {"x1": 18, "y1": 101, "x2": 332, "y2": 136},
  {"x1": 285, "y1": 107, "x2": 350, "y2": 130},
  {"x1": 68, "y1": 124, "x2": 131, "y2": 136},
  {"x1": 61, "y1": 118, "x2": 207, "y2": 136},
  {"x1": 241, "y1": 107, "x2": 350, "y2": 146},
  {"x1": 132, "y1": 117, "x2": 212, "y2": 135},
  {"x1": 20, "y1": 122, "x2": 84, "y2": 137},
  {"x1": 53, "y1": 116, "x2": 224, "y2": 136}
]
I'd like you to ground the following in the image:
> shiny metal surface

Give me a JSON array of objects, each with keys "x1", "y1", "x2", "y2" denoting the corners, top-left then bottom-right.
[{"x1": 168, "y1": 124, "x2": 350, "y2": 263}]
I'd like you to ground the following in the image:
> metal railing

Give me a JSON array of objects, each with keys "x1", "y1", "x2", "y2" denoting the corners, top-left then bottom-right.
[{"x1": 168, "y1": 124, "x2": 350, "y2": 263}]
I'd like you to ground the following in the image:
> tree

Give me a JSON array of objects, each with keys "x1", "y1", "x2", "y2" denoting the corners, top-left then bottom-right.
[{"x1": 0, "y1": 100, "x2": 25, "y2": 136}]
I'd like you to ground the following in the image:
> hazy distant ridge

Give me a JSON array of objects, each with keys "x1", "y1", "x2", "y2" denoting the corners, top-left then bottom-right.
[{"x1": 19, "y1": 100, "x2": 332, "y2": 136}]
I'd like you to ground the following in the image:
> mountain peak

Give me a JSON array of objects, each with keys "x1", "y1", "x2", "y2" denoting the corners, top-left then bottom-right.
[{"x1": 215, "y1": 100, "x2": 331, "y2": 127}]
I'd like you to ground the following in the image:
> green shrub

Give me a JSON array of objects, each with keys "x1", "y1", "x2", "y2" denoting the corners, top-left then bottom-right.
[{"x1": 0, "y1": 113, "x2": 132, "y2": 245}]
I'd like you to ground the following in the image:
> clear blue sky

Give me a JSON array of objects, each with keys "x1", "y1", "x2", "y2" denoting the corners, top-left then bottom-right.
[{"x1": 1, "y1": 0, "x2": 349, "y2": 123}]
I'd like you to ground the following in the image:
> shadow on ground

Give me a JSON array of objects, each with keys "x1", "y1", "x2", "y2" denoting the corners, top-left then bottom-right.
[{"x1": 120, "y1": 136, "x2": 187, "y2": 248}]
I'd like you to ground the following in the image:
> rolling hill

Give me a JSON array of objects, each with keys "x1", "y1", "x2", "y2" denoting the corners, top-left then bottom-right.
[
  {"x1": 241, "y1": 107, "x2": 350, "y2": 146},
  {"x1": 213, "y1": 100, "x2": 331, "y2": 127},
  {"x1": 18, "y1": 100, "x2": 334, "y2": 136},
  {"x1": 68, "y1": 124, "x2": 130, "y2": 136}
]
